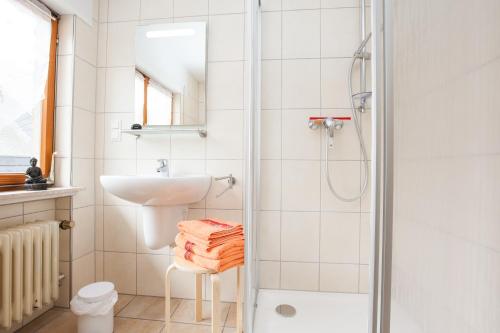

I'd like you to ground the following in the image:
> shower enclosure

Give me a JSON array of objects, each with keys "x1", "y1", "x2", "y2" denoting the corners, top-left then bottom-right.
[{"x1": 244, "y1": 0, "x2": 380, "y2": 332}]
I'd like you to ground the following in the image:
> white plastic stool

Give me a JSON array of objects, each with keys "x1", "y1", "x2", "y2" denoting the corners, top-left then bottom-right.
[{"x1": 165, "y1": 258, "x2": 243, "y2": 333}]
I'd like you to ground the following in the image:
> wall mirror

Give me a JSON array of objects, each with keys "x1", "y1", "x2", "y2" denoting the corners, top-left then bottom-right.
[{"x1": 135, "y1": 22, "x2": 206, "y2": 127}]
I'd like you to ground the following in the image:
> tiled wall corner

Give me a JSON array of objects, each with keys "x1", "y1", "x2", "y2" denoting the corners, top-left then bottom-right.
[{"x1": 258, "y1": 1, "x2": 372, "y2": 293}]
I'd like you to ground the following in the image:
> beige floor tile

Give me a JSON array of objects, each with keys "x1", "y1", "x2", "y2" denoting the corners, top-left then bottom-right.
[
  {"x1": 118, "y1": 295, "x2": 182, "y2": 320},
  {"x1": 115, "y1": 294, "x2": 136, "y2": 315},
  {"x1": 18, "y1": 309, "x2": 77, "y2": 333},
  {"x1": 222, "y1": 328, "x2": 237, "y2": 333},
  {"x1": 171, "y1": 299, "x2": 230, "y2": 326},
  {"x1": 161, "y1": 322, "x2": 212, "y2": 333},
  {"x1": 223, "y1": 303, "x2": 238, "y2": 328},
  {"x1": 114, "y1": 317, "x2": 164, "y2": 333}
]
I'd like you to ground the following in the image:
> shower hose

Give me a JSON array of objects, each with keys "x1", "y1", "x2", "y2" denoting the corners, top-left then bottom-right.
[{"x1": 325, "y1": 35, "x2": 371, "y2": 202}]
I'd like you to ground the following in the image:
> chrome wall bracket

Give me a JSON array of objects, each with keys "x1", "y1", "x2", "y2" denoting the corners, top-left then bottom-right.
[{"x1": 214, "y1": 174, "x2": 236, "y2": 198}]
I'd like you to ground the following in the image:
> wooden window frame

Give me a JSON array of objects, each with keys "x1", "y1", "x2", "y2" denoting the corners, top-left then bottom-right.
[{"x1": 0, "y1": 19, "x2": 58, "y2": 187}]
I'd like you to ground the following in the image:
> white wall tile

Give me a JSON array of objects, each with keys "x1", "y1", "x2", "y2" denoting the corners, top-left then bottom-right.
[
  {"x1": 103, "y1": 205, "x2": 137, "y2": 252},
  {"x1": 206, "y1": 160, "x2": 243, "y2": 209},
  {"x1": 55, "y1": 106, "x2": 73, "y2": 158},
  {"x1": 282, "y1": 59, "x2": 320, "y2": 109},
  {"x1": 72, "y1": 252, "x2": 96, "y2": 296},
  {"x1": 95, "y1": 69, "x2": 106, "y2": 113},
  {"x1": 261, "y1": 0, "x2": 281, "y2": 11},
  {"x1": 259, "y1": 261, "x2": 281, "y2": 289},
  {"x1": 258, "y1": 211, "x2": 280, "y2": 261},
  {"x1": 95, "y1": 205, "x2": 104, "y2": 250},
  {"x1": 106, "y1": 21, "x2": 136, "y2": 67},
  {"x1": 173, "y1": 0, "x2": 208, "y2": 17},
  {"x1": 206, "y1": 110, "x2": 243, "y2": 159},
  {"x1": 104, "y1": 113, "x2": 137, "y2": 159},
  {"x1": 261, "y1": 60, "x2": 281, "y2": 109},
  {"x1": 108, "y1": 0, "x2": 140, "y2": 22},
  {"x1": 209, "y1": 0, "x2": 244, "y2": 14},
  {"x1": 261, "y1": 12, "x2": 281, "y2": 60},
  {"x1": 205, "y1": 209, "x2": 243, "y2": 223},
  {"x1": 140, "y1": 0, "x2": 174, "y2": 19},
  {"x1": 104, "y1": 252, "x2": 137, "y2": 294},
  {"x1": 56, "y1": 55, "x2": 74, "y2": 107},
  {"x1": 359, "y1": 213, "x2": 370, "y2": 264},
  {"x1": 72, "y1": 206, "x2": 95, "y2": 259},
  {"x1": 321, "y1": 58, "x2": 359, "y2": 108},
  {"x1": 24, "y1": 199, "x2": 55, "y2": 215},
  {"x1": 137, "y1": 136, "x2": 171, "y2": 160},
  {"x1": 281, "y1": 211, "x2": 319, "y2": 262},
  {"x1": 282, "y1": 160, "x2": 320, "y2": 211},
  {"x1": 283, "y1": 0, "x2": 320, "y2": 10},
  {"x1": 282, "y1": 10, "x2": 320, "y2": 59},
  {"x1": 97, "y1": 23, "x2": 108, "y2": 67},
  {"x1": 72, "y1": 108, "x2": 96, "y2": 158},
  {"x1": 321, "y1": 8, "x2": 360, "y2": 57},
  {"x1": 207, "y1": 62, "x2": 244, "y2": 110},
  {"x1": 137, "y1": 254, "x2": 170, "y2": 296},
  {"x1": 282, "y1": 109, "x2": 321, "y2": 160},
  {"x1": 169, "y1": 255, "x2": 199, "y2": 298},
  {"x1": 320, "y1": 160, "x2": 360, "y2": 212},
  {"x1": 319, "y1": 263, "x2": 358, "y2": 292},
  {"x1": 171, "y1": 136, "x2": 206, "y2": 160},
  {"x1": 95, "y1": 251, "x2": 104, "y2": 281},
  {"x1": 281, "y1": 262, "x2": 318, "y2": 291},
  {"x1": 208, "y1": 14, "x2": 244, "y2": 61},
  {"x1": 75, "y1": 18, "x2": 98, "y2": 66},
  {"x1": 0, "y1": 204, "x2": 23, "y2": 220},
  {"x1": 359, "y1": 264, "x2": 368, "y2": 293},
  {"x1": 105, "y1": 67, "x2": 135, "y2": 113},
  {"x1": 320, "y1": 212, "x2": 359, "y2": 263},
  {"x1": 72, "y1": 158, "x2": 95, "y2": 208},
  {"x1": 74, "y1": 57, "x2": 97, "y2": 112},
  {"x1": 260, "y1": 160, "x2": 281, "y2": 210},
  {"x1": 261, "y1": 110, "x2": 282, "y2": 160},
  {"x1": 320, "y1": 0, "x2": 359, "y2": 8}
]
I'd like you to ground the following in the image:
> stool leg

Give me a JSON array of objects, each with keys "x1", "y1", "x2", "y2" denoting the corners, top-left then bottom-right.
[
  {"x1": 165, "y1": 264, "x2": 176, "y2": 332},
  {"x1": 211, "y1": 274, "x2": 221, "y2": 333},
  {"x1": 236, "y1": 266, "x2": 243, "y2": 333},
  {"x1": 195, "y1": 273, "x2": 203, "y2": 322}
]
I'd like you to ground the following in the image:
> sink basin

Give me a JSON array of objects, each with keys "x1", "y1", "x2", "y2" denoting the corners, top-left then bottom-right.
[
  {"x1": 100, "y1": 174, "x2": 212, "y2": 249},
  {"x1": 100, "y1": 175, "x2": 211, "y2": 206}
]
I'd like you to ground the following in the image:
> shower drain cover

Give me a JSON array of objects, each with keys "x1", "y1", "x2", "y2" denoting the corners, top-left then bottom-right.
[{"x1": 275, "y1": 304, "x2": 296, "y2": 317}]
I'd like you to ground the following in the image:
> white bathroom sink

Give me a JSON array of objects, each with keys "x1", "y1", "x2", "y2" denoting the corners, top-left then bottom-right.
[
  {"x1": 100, "y1": 174, "x2": 212, "y2": 206},
  {"x1": 100, "y1": 174, "x2": 212, "y2": 250}
]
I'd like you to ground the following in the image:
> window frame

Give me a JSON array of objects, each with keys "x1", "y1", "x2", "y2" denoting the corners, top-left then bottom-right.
[{"x1": 0, "y1": 18, "x2": 58, "y2": 187}]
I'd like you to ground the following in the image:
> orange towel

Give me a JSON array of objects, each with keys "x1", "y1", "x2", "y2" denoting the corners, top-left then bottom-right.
[
  {"x1": 174, "y1": 247, "x2": 244, "y2": 272},
  {"x1": 177, "y1": 218, "x2": 243, "y2": 240},
  {"x1": 181, "y1": 232, "x2": 244, "y2": 250},
  {"x1": 175, "y1": 233, "x2": 244, "y2": 260}
]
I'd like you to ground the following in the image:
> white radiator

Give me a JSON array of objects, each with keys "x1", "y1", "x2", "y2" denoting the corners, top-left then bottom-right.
[{"x1": 0, "y1": 221, "x2": 59, "y2": 328}]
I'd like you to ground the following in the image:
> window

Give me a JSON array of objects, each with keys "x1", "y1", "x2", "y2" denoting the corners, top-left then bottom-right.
[
  {"x1": 135, "y1": 70, "x2": 173, "y2": 126},
  {"x1": 0, "y1": 0, "x2": 57, "y2": 186}
]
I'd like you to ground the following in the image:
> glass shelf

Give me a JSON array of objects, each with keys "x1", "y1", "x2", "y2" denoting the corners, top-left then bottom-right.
[{"x1": 121, "y1": 127, "x2": 207, "y2": 138}]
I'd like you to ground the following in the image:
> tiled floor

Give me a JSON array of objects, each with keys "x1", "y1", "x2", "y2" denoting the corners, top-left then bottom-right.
[{"x1": 17, "y1": 295, "x2": 238, "y2": 333}]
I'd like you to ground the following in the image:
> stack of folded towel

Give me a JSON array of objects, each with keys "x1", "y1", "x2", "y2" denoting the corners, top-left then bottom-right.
[{"x1": 174, "y1": 218, "x2": 244, "y2": 272}]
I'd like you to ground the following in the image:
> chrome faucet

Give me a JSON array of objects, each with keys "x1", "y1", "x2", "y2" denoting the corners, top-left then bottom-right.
[{"x1": 156, "y1": 159, "x2": 169, "y2": 177}]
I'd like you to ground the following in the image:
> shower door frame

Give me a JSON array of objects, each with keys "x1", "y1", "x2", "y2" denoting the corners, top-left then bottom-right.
[{"x1": 371, "y1": 0, "x2": 394, "y2": 332}]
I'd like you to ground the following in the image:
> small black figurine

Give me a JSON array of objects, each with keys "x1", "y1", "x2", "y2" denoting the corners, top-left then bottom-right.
[{"x1": 25, "y1": 157, "x2": 48, "y2": 190}]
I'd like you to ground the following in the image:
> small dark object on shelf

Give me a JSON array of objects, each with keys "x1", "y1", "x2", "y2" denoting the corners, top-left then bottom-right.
[
  {"x1": 131, "y1": 123, "x2": 142, "y2": 130},
  {"x1": 25, "y1": 157, "x2": 48, "y2": 190}
]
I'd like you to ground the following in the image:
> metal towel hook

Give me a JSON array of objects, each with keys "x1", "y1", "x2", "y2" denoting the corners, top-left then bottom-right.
[{"x1": 214, "y1": 174, "x2": 236, "y2": 198}]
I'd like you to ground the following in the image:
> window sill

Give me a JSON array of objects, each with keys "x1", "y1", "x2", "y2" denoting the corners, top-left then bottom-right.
[{"x1": 0, "y1": 187, "x2": 82, "y2": 205}]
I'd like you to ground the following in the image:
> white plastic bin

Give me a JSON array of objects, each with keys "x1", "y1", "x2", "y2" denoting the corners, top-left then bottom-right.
[{"x1": 70, "y1": 281, "x2": 118, "y2": 333}]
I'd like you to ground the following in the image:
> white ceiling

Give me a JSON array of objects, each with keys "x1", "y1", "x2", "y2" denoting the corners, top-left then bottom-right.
[{"x1": 135, "y1": 22, "x2": 206, "y2": 93}]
